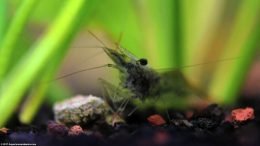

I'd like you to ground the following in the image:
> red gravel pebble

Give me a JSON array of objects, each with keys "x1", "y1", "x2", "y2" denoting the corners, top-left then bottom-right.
[
  {"x1": 47, "y1": 122, "x2": 69, "y2": 136},
  {"x1": 231, "y1": 107, "x2": 255, "y2": 122},
  {"x1": 147, "y1": 114, "x2": 166, "y2": 126},
  {"x1": 68, "y1": 125, "x2": 84, "y2": 136}
]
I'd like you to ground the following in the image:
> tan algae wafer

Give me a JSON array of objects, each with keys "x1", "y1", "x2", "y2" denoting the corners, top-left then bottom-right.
[{"x1": 53, "y1": 95, "x2": 109, "y2": 125}]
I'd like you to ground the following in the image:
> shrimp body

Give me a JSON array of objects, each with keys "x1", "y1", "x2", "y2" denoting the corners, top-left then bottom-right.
[{"x1": 102, "y1": 46, "x2": 196, "y2": 101}]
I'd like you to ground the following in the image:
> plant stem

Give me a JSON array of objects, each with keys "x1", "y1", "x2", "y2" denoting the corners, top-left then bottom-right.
[
  {"x1": 209, "y1": 0, "x2": 260, "y2": 104},
  {"x1": 19, "y1": 53, "x2": 63, "y2": 124},
  {"x1": 0, "y1": 0, "x2": 38, "y2": 81},
  {"x1": 0, "y1": 0, "x2": 97, "y2": 127},
  {"x1": 0, "y1": 0, "x2": 6, "y2": 40},
  {"x1": 172, "y1": 0, "x2": 183, "y2": 67}
]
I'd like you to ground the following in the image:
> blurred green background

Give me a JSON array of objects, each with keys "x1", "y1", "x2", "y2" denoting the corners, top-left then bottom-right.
[{"x1": 0, "y1": 0, "x2": 259, "y2": 127}]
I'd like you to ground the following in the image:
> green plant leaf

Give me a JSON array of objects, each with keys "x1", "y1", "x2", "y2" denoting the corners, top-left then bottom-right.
[
  {"x1": 209, "y1": 0, "x2": 260, "y2": 104},
  {"x1": 0, "y1": 0, "x2": 98, "y2": 126},
  {"x1": 0, "y1": 0, "x2": 38, "y2": 81},
  {"x1": 0, "y1": 0, "x2": 7, "y2": 40}
]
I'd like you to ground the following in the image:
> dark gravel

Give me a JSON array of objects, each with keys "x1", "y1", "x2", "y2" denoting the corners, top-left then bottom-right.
[{"x1": 1, "y1": 98, "x2": 260, "y2": 146}]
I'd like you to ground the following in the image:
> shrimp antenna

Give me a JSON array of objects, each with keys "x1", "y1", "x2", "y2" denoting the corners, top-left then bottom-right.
[
  {"x1": 88, "y1": 30, "x2": 108, "y2": 47},
  {"x1": 180, "y1": 56, "x2": 242, "y2": 68},
  {"x1": 156, "y1": 56, "x2": 243, "y2": 71},
  {"x1": 115, "y1": 31, "x2": 124, "y2": 49},
  {"x1": 50, "y1": 64, "x2": 114, "y2": 82},
  {"x1": 72, "y1": 46, "x2": 106, "y2": 49}
]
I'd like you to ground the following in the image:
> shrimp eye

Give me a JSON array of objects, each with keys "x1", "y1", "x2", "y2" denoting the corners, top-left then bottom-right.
[{"x1": 138, "y1": 58, "x2": 148, "y2": 66}]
